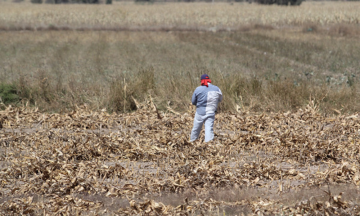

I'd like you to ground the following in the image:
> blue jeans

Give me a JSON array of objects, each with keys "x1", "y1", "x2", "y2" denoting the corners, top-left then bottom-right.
[{"x1": 190, "y1": 112, "x2": 215, "y2": 142}]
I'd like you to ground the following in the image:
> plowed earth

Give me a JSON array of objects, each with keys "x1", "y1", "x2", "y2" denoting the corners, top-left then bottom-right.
[{"x1": 1, "y1": 99, "x2": 360, "y2": 215}]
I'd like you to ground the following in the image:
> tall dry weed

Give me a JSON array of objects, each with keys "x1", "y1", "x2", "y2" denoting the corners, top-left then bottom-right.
[
  {"x1": 108, "y1": 67, "x2": 156, "y2": 112},
  {"x1": 0, "y1": 30, "x2": 359, "y2": 114}
]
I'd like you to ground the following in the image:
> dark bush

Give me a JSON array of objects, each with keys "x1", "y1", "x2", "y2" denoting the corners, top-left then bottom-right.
[
  {"x1": 31, "y1": 0, "x2": 43, "y2": 3},
  {"x1": 135, "y1": 0, "x2": 154, "y2": 3},
  {"x1": 0, "y1": 84, "x2": 19, "y2": 105}
]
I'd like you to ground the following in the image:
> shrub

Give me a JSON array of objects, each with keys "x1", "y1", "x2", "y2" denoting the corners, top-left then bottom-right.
[
  {"x1": 0, "y1": 84, "x2": 19, "y2": 105},
  {"x1": 31, "y1": 0, "x2": 43, "y2": 3},
  {"x1": 135, "y1": 0, "x2": 154, "y2": 3}
]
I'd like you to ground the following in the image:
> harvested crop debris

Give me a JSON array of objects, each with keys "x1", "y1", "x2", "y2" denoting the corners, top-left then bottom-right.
[{"x1": 1, "y1": 100, "x2": 360, "y2": 215}]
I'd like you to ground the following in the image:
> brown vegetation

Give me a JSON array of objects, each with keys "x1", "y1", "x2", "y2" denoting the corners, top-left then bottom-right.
[
  {"x1": 1, "y1": 100, "x2": 360, "y2": 214},
  {"x1": 0, "y1": 28, "x2": 360, "y2": 114},
  {"x1": 1, "y1": 2, "x2": 360, "y2": 214},
  {"x1": 0, "y1": 2, "x2": 360, "y2": 30}
]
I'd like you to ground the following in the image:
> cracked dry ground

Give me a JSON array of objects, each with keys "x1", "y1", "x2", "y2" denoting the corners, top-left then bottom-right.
[{"x1": 1, "y1": 101, "x2": 360, "y2": 215}]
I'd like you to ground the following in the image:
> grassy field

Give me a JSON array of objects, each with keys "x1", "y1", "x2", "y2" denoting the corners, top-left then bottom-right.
[
  {"x1": 0, "y1": 2, "x2": 360, "y2": 114},
  {"x1": 1, "y1": 27, "x2": 360, "y2": 114}
]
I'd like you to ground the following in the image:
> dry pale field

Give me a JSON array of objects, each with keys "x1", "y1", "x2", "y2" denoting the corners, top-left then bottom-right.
[
  {"x1": 0, "y1": 1, "x2": 359, "y2": 30},
  {"x1": 1, "y1": 1, "x2": 360, "y2": 215},
  {"x1": 1, "y1": 100, "x2": 360, "y2": 215}
]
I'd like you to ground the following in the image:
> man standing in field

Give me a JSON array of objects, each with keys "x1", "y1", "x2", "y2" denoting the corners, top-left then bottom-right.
[{"x1": 190, "y1": 74, "x2": 223, "y2": 143}]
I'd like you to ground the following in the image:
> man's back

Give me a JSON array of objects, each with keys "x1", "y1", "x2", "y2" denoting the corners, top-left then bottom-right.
[{"x1": 191, "y1": 83, "x2": 223, "y2": 115}]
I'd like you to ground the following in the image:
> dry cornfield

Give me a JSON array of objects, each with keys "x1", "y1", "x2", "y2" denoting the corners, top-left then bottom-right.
[
  {"x1": 1, "y1": 1, "x2": 360, "y2": 215},
  {"x1": 1, "y1": 98, "x2": 360, "y2": 215},
  {"x1": 0, "y1": 2, "x2": 359, "y2": 30}
]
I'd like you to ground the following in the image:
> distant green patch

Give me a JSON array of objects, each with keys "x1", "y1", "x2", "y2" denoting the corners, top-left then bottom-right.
[{"x1": 0, "y1": 84, "x2": 19, "y2": 105}]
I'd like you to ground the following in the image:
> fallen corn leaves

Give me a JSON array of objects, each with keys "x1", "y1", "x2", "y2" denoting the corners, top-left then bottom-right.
[{"x1": 1, "y1": 100, "x2": 360, "y2": 215}]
